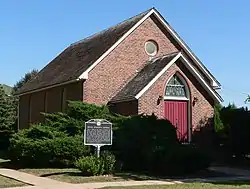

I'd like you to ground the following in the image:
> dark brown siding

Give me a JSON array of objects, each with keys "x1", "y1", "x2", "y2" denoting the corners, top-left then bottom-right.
[
  {"x1": 109, "y1": 100, "x2": 138, "y2": 116},
  {"x1": 18, "y1": 80, "x2": 84, "y2": 129},
  {"x1": 19, "y1": 94, "x2": 30, "y2": 129},
  {"x1": 47, "y1": 87, "x2": 63, "y2": 113},
  {"x1": 29, "y1": 91, "x2": 46, "y2": 124}
]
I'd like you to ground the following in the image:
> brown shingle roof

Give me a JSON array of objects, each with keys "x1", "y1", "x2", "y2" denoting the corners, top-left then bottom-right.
[
  {"x1": 110, "y1": 52, "x2": 179, "y2": 102},
  {"x1": 16, "y1": 9, "x2": 151, "y2": 95}
]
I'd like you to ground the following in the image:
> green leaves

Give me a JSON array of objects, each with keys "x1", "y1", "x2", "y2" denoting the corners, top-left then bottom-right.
[{"x1": 75, "y1": 151, "x2": 116, "y2": 176}]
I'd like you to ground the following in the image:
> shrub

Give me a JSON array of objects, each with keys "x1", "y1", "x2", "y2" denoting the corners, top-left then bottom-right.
[
  {"x1": 66, "y1": 101, "x2": 128, "y2": 129},
  {"x1": 8, "y1": 125, "x2": 90, "y2": 167},
  {"x1": 100, "y1": 151, "x2": 116, "y2": 174},
  {"x1": 75, "y1": 151, "x2": 116, "y2": 176},
  {"x1": 152, "y1": 144, "x2": 211, "y2": 175},
  {"x1": 19, "y1": 124, "x2": 67, "y2": 139},
  {"x1": 112, "y1": 114, "x2": 178, "y2": 172},
  {"x1": 43, "y1": 112, "x2": 84, "y2": 136},
  {"x1": 112, "y1": 114, "x2": 212, "y2": 175},
  {"x1": 75, "y1": 156, "x2": 105, "y2": 176}
]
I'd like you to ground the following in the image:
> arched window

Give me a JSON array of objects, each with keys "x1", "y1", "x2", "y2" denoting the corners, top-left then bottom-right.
[{"x1": 165, "y1": 74, "x2": 189, "y2": 98}]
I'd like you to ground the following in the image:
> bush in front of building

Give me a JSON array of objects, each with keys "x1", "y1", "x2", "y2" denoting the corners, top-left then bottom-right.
[
  {"x1": 8, "y1": 124, "x2": 90, "y2": 167},
  {"x1": 75, "y1": 151, "x2": 116, "y2": 176},
  {"x1": 8, "y1": 101, "x2": 211, "y2": 175},
  {"x1": 112, "y1": 114, "x2": 212, "y2": 176},
  {"x1": 151, "y1": 144, "x2": 211, "y2": 175},
  {"x1": 112, "y1": 114, "x2": 178, "y2": 172}
]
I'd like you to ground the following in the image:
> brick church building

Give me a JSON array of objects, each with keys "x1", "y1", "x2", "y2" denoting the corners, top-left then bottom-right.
[{"x1": 17, "y1": 8, "x2": 223, "y2": 142}]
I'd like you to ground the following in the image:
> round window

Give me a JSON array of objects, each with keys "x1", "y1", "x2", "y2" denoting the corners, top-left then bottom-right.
[{"x1": 145, "y1": 40, "x2": 158, "y2": 56}]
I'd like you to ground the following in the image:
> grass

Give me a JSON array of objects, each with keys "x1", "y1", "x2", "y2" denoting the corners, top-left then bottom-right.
[
  {"x1": 0, "y1": 175, "x2": 26, "y2": 188},
  {"x1": 19, "y1": 168, "x2": 232, "y2": 184},
  {"x1": 19, "y1": 168, "x2": 145, "y2": 183},
  {"x1": 101, "y1": 181, "x2": 250, "y2": 189}
]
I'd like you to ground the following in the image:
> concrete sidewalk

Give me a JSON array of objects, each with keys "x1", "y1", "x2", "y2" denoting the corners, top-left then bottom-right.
[
  {"x1": 209, "y1": 166, "x2": 250, "y2": 177},
  {"x1": 0, "y1": 168, "x2": 71, "y2": 188},
  {"x1": 2, "y1": 166, "x2": 250, "y2": 189},
  {"x1": 76, "y1": 180, "x2": 180, "y2": 189}
]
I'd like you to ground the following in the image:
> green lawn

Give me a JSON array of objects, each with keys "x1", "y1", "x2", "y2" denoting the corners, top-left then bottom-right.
[
  {"x1": 20, "y1": 168, "x2": 133, "y2": 183},
  {"x1": 19, "y1": 168, "x2": 232, "y2": 184},
  {"x1": 0, "y1": 175, "x2": 26, "y2": 188},
  {"x1": 101, "y1": 181, "x2": 250, "y2": 189}
]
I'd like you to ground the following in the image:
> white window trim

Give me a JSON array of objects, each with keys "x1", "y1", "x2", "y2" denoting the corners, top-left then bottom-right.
[
  {"x1": 145, "y1": 40, "x2": 158, "y2": 56},
  {"x1": 163, "y1": 96, "x2": 189, "y2": 101},
  {"x1": 135, "y1": 52, "x2": 222, "y2": 103}
]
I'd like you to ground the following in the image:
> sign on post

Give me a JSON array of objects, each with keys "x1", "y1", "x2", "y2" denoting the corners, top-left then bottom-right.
[{"x1": 84, "y1": 119, "x2": 112, "y2": 157}]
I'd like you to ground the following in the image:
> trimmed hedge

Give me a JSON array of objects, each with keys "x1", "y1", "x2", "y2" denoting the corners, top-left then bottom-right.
[{"x1": 8, "y1": 125, "x2": 90, "y2": 167}]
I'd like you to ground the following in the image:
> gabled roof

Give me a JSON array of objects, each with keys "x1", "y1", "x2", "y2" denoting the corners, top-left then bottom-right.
[
  {"x1": 16, "y1": 9, "x2": 151, "y2": 95},
  {"x1": 111, "y1": 52, "x2": 179, "y2": 102},
  {"x1": 17, "y1": 7, "x2": 221, "y2": 96},
  {"x1": 111, "y1": 52, "x2": 223, "y2": 103}
]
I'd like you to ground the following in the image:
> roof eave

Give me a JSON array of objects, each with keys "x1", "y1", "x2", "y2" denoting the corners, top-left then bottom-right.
[
  {"x1": 15, "y1": 78, "x2": 83, "y2": 97},
  {"x1": 151, "y1": 8, "x2": 221, "y2": 88},
  {"x1": 135, "y1": 52, "x2": 223, "y2": 104}
]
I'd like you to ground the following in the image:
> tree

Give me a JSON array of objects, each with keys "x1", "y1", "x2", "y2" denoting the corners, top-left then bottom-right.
[
  {"x1": 0, "y1": 86, "x2": 17, "y2": 150},
  {"x1": 12, "y1": 69, "x2": 39, "y2": 93},
  {"x1": 0, "y1": 87, "x2": 16, "y2": 131},
  {"x1": 213, "y1": 104, "x2": 224, "y2": 132}
]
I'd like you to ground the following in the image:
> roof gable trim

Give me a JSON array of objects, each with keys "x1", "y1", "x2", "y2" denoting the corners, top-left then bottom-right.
[
  {"x1": 78, "y1": 9, "x2": 155, "y2": 80},
  {"x1": 135, "y1": 52, "x2": 223, "y2": 103},
  {"x1": 152, "y1": 9, "x2": 220, "y2": 88},
  {"x1": 78, "y1": 8, "x2": 220, "y2": 89}
]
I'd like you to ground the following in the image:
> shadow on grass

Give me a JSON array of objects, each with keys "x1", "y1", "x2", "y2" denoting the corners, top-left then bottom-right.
[
  {"x1": 209, "y1": 180, "x2": 250, "y2": 186},
  {"x1": 40, "y1": 171, "x2": 83, "y2": 177},
  {"x1": 38, "y1": 169, "x2": 235, "y2": 181}
]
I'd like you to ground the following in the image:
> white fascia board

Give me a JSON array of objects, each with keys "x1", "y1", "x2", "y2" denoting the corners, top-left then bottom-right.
[
  {"x1": 179, "y1": 54, "x2": 222, "y2": 103},
  {"x1": 78, "y1": 8, "x2": 220, "y2": 90},
  {"x1": 78, "y1": 9, "x2": 155, "y2": 80},
  {"x1": 135, "y1": 52, "x2": 222, "y2": 103},
  {"x1": 135, "y1": 52, "x2": 182, "y2": 99},
  {"x1": 152, "y1": 9, "x2": 220, "y2": 88}
]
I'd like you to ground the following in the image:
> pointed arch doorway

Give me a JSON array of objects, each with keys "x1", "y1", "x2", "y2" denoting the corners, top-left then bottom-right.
[{"x1": 164, "y1": 73, "x2": 191, "y2": 143}]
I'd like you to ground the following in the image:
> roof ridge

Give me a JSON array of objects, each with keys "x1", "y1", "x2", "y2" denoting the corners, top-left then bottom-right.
[{"x1": 70, "y1": 8, "x2": 153, "y2": 47}]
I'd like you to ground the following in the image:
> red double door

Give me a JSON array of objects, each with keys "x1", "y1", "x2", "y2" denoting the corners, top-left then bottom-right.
[{"x1": 164, "y1": 101, "x2": 188, "y2": 142}]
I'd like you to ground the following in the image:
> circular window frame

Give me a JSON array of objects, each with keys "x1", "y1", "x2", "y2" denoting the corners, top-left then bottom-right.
[{"x1": 145, "y1": 40, "x2": 158, "y2": 56}]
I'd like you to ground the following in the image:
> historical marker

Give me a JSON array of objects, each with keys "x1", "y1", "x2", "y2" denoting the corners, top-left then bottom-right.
[{"x1": 84, "y1": 119, "x2": 112, "y2": 157}]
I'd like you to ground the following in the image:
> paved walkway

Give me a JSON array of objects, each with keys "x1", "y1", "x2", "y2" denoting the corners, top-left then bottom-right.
[
  {"x1": 2, "y1": 166, "x2": 250, "y2": 189},
  {"x1": 209, "y1": 166, "x2": 250, "y2": 177},
  {"x1": 0, "y1": 168, "x2": 71, "y2": 189}
]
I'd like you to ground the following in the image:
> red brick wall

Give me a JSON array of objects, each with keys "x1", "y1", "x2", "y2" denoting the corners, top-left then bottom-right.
[
  {"x1": 138, "y1": 60, "x2": 214, "y2": 129},
  {"x1": 83, "y1": 16, "x2": 178, "y2": 105},
  {"x1": 151, "y1": 16, "x2": 213, "y2": 86},
  {"x1": 18, "y1": 81, "x2": 83, "y2": 129}
]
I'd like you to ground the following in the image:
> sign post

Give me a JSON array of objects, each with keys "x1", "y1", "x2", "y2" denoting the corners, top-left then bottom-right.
[{"x1": 84, "y1": 119, "x2": 112, "y2": 158}]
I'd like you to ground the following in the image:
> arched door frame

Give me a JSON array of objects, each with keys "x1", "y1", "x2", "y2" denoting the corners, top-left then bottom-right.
[{"x1": 163, "y1": 71, "x2": 192, "y2": 143}]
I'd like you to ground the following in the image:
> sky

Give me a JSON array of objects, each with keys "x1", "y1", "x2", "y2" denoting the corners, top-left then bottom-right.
[{"x1": 1, "y1": 0, "x2": 250, "y2": 107}]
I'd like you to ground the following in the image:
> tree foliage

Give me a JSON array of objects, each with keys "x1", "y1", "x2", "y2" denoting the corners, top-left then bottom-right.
[
  {"x1": 9, "y1": 101, "x2": 211, "y2": 175},
  {"x1": 213, "y1": 103, "x2": 224, "y2": 132},
  {"x1": 0, "y1": 86, "x2": 17, "y2": 150},
  {"x1": 12, "y1": 69, "x2": 38, "y2": 93}
]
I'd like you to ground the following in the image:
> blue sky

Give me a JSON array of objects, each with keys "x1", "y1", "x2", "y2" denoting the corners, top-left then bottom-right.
[{"x1": 1, "y1": 0, "x2": 250, "y2": 107}]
